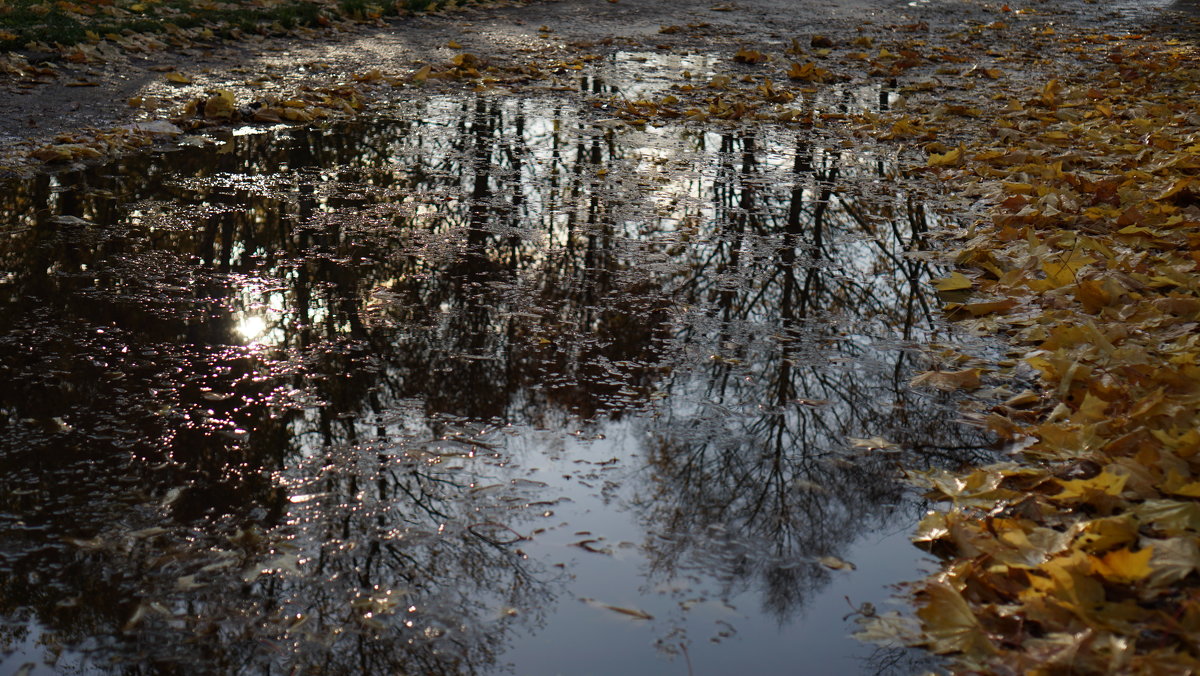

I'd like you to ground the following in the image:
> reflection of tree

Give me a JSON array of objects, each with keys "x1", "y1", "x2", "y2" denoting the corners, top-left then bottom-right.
[
  {"x1": 634, "y1": 132, "x2": 992, "y2": 622},
  {"x1": 0, "y1": 93, "x2": 988, "y2": 672},
  {"x1": 0, "y1": 100, "x2": 596, "y2": 672}
]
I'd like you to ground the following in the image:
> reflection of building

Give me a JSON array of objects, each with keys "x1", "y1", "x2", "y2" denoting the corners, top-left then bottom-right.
[{"x1": 0, "y1": 92, "x2": 988, "y2": 673}]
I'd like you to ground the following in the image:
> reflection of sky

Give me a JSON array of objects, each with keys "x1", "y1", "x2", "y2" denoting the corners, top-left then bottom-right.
[
  {"x1": 0, "y1": 90, "x2": 980, "y2": 675},
  {"x1": 464, "y1": 419, "x2": 939, "y2": 675},
  {"x1": 227, "y1": 100, "x2": 960, "y2": 671}
]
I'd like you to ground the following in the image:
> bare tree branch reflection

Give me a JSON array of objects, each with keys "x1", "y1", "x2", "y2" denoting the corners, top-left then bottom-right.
[{"x1": 0, "y1": 93, "x2": 991, "y2": 672}]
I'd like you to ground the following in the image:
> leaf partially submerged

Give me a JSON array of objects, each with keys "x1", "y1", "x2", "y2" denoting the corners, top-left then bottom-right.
[
  {"x1": 581, "y1": 598, "x2": 653, "y2": 620},
  {"x1": 931, "y1": 271, "x2": 973, "y2": 291},
  {"x1": 910, "y1": 368, "x2": 984, "y2": 391},
  {"x1": 818, "y1": 555, "x2": 856, "y2": 571}
]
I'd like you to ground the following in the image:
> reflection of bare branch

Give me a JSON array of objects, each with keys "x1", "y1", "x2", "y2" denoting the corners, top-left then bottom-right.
[{"x1": 0, "y1": 94, "x2": 994, "y2": 672}]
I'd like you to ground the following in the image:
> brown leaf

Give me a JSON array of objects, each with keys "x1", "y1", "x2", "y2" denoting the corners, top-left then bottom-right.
[
  {"x1": 916, "y1": 583, "x2": 996, "y2": 656},
  {"x1": 910, "y1": 368, "x2": 984, "y2": 392}
]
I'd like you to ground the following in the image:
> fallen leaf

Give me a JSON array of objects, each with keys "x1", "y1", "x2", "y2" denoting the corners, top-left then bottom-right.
[
  {"x1": 916, "y1": 582, "x2": 996, "y2": 656},
  {"x1": 931, "y1": 271, "x2": 974, "y2": 291},
  {"x1": 819, "y1": 555, "x2": 857, "y2": 570},
  {"x1": 910, "y1": 368, "x2": 984, "y2": 391},
  {"x1": 927, "y1": 145, "x2": 964, "y2": 167},
  {"x1": 1092, "y1": 547, "x2": 1153, "y2": 584}
]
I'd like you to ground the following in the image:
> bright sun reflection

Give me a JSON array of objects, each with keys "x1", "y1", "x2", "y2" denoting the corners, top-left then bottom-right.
[{"x1": 237, "y1": 315, "x2": 268, "y2": 342}]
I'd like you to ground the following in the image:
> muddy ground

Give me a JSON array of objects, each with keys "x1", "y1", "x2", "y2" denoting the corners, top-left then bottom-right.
[{"x1": 1, "y1": 0, "x2": 1168, "y2": 172}]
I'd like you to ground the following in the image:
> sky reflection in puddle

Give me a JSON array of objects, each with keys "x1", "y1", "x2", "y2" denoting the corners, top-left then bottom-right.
[{"x1": 0, "y1": 90, "x2": 991, "y2": 674}]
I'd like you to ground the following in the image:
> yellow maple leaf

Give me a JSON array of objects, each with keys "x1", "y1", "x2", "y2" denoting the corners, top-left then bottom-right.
[
  {"x1": 1092, "y1": 547, "x2": 1153, "y2": 584},
  {"x1": 202, "y1": 89, "x2": 235, "y2": 119},
  {"x1": 931, "y1": 271, "x2": 973, "y2": 291},
  {"x1": 1054, "y1": 468, "x2": 1127, "y2": 502},
  {"x1": 927, "y1": 145, "x2": 963, "y2": 167},
  {"x1": 1074, "y1": 516, "x2": 1138, "y2": 554},
  {"x1": 786, "y1": 61, "x2": 830, "y2": 82}
]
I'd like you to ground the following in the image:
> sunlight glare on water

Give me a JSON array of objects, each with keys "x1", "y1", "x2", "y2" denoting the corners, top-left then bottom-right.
[
  {"x1": 236, "y1": 314, "x2": 268, "y2": 343},
  {"x1": 0, "y1": 82, "x2": 993, "y2": 675}
]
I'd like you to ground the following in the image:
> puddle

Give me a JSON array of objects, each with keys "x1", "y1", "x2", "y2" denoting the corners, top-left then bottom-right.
[
  {"x1": 0, "y1": 91, "x2": 990, "y2": 674},
  {"x1": 583, "y1": 51, "x2": 901, "y2": 115}
]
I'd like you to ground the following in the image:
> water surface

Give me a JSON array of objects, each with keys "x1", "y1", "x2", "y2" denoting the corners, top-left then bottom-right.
[{"x1": 0, "y1": 88, "x2": 990, "y2": 674}]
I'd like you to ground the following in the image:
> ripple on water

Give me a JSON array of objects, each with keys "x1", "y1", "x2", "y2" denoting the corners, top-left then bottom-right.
[{"x1": 0, "y1": 90, "x2": 988, "y2": 674}]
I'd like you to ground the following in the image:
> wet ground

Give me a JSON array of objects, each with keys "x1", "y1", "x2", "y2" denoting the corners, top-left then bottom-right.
[
  {"x1": 0, "y1": 50, "x2": 1011, "y2": 674},
  {"x1": 0, "y1": 0, "x2": 1185, "y2": 171}
]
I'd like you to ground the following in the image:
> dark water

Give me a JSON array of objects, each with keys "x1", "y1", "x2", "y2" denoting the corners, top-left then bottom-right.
[{"x1": 0, "y1": 85, "x2": 990, "y2": 674}]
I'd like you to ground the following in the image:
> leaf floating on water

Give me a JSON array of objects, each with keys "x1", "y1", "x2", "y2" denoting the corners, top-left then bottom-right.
[
  {"x1": 122, "y1": 602, "x2": 150, "y2": 632},
  {"x1": 909, "y1": 368, "x2": 984, "y2": 392},
  {"x1": 792, "y1": 398, "x2": 829, "y2": 407},
  {"x1": 786, "y1": 61, "x2": 833, "y2": 82},
  {"x1": 243, "y1": 552, "x2": 301, "y2": 582},
  {"x1": 605, "y1": 605, "x2": 653, "y2": 620},
  {"x1": 176, "y1": 574, "x2": 204, "y2": 590},
  {"x1": 1146, "y1": 537, "x2": 1200, "y2": 586},
  {"x1": 854, "y1": 612, "x2": 921, "y2": 647},
  {"x1": 161, "y1": 486, "x2": 185, "y2": 506},
  {"x1": 581, "y1": 598, "x2": 654, "y2": 620},
  {"x1": 411, "y1": 65, "x2": 433, "y2": 83},
  {"x1": 818, "y1": 555, "x2": 856, "y2": 571},
  {"x1": 850, "y1": 436, "x2": 897, "y2": 451},
  {"x1": 129, "y1": 527, "x2": 167, "y2": 539},
  {"x1": 64, "y1": 536, "x2": 104, "y2": 550},
  {"x1": 944, "y1": 298, "x2": 1018, "y2": 317},
  {"x1": 1053, "y1": 468, "x2": 1127, "y2": 503},
  {"x1": 930, "y1": 271, "x2": 973, "y2": 291},
  {"x1": 570, "y1": 538, "x2": 612, "y2": 555},
  {"x1": 49, "y1": 215, "x2": 92, "y2": 227}
]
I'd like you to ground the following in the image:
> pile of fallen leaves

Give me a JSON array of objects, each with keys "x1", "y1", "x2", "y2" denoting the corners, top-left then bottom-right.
[{"x1": 851, "y1": 24, "x2": 1200, "y2": 674}]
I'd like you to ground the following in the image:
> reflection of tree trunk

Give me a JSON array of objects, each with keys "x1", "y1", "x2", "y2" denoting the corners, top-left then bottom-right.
[
  {"x1": 798, "y1": 160, "x2": 836, "y2": 318},
  {"x1": 468, "y1": 98, "x2": 494, "y2": 252},
  {"x1": 505, "y1": 110, "x2": 526, "y2": 271}
]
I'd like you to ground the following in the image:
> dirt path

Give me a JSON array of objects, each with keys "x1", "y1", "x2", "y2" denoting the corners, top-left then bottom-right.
[{"x1": 0, "y1": 0, "x2": 1010, "y2": 172}]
